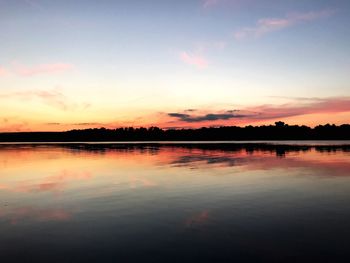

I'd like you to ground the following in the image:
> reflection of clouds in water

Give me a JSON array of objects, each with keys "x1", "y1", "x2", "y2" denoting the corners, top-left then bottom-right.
[
  {"x1": 0, "y1": 206, "x2": 71, "y2": 224},
  {"x1": 19, "y1": 181, "x2": 65, "y2": 193},
  {"x1": 170, "y1": 154, "x2": 250, "y2": 168},
  {"x1": 128, "y1": 175, "x2": 157, "y2": 189},
  {"x1": 0, "y1": 170, "x2": 92, "y2": 194},
  {"x1": 185, "y1": 210, "x2": 210, "y2": 228},
  {"x1": 1, "y1": 145, "x2": 350, "y2": 195},
  {"x1": 167, "y1": 149, "x2": 350, "y2": 177}
]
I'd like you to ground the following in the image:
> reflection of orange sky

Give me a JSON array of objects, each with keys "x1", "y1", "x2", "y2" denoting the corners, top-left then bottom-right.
[
  {"x1": 0, "y1": 207, "x2": 71, "y2": 224},
  {"x1": 1, "y1": 145, "x2": 349, "y2": 176},
  {"x1": 0, "y1": 145, "x2": 349, "y2": 226},
  {"x1": 185, "y1": 210, "x2": 210, "y2": 228},
  {"x1": 0, "y1": 170, "x2": 92, "y2": 194},
  {"x1": 2, "y1": 106, "x2": 350, "y2": 132},
  {"x1": 0, "y1": 145, "x2": 349, "y2": 198}
]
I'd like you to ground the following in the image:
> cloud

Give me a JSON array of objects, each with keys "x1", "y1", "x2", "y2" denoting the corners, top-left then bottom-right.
[
  {"x1": 202, "y1": 0, "x2": 221, "y2": 8},
  {"x1": 246, "y1": 97, "x2": 350, "y2": 120},
  {"x1": 0, "y1": 67, "x2": 8, "y2": 76},
  {"x1": 24, "y1": 0, "x2": 44, "y2": 10},
  {"x1": 72, "y1": 122, "x2": 102, "y2": 126},
  {"x1": 0, "y1": 123, "x2": 30, "y2": 132},
  {"x1": 202, "y1": 0, "x2": 246, "y2": 9},
  {"x1": 168, "y1": 111, "x2": 249, "y2": 122},
  {"x1": 0, "y1": 62, "x2": 74, "y2": 77},
  {"x1": 32, "y1": 90, "x2": 70, "y2": 110},
  {"x1": 180, "y1": 51, "x2": 208, "y2": 69},
  {"x1": 234, "y1": 9, "x2": 335, "y2": 39},
  {"x1": 178, "y1": 41, "x2": 226, "y2": 68},
  {"x1": 166, "y1": 97, "x2": 350, "y2": 125},
  {"x1": 13, "y1": 62, "x2": 74, "y2": 76},
  {"x1": 46, "y1": 122, "x2": 61, "y2": 125},
  {"x1": 0, "y1": 89, "x2": 90, "y2": 111}
]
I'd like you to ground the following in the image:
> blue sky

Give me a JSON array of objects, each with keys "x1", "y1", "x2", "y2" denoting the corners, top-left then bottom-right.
[{"x1": 0, "y1": 0, "x2": 350, "y2": 131}]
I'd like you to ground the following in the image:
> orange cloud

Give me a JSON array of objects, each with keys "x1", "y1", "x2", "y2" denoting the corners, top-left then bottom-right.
[{"x1": 0, "y1": 122, "x2": 30, "y2": 132}]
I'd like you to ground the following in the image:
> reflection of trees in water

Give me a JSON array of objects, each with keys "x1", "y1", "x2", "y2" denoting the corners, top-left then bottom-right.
[
  {"x1": 0, "y1": 144, "x2": 349, "y2": 175},
  {"x1": 1, "y1": 143, "x2": 349, "y2": 156}
]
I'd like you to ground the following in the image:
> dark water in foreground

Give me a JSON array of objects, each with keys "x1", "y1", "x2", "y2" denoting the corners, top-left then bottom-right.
[{"x1": 1, "y1": 143, "x2": 350, "y2": 262}]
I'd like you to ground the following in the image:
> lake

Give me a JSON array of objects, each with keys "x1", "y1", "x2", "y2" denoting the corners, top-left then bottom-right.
[{"x1": 1, "y1": 142, "x2": 350, "y2": 262}]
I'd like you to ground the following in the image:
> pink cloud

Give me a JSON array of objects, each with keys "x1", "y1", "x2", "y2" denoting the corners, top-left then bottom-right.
[
  {"x1": 235, "y1": 9, "x2": 335, "y2": 39},
  {"x1": 180, "y1": 51, "x2": 208, "y2": 69},
  {"x1": 163, "y1": 97, "x2": 350, "y2": 127},
  {"x1": 246, "y1": 97, "x2": 350, "y2": 120},
  {"x1": 13, "y1": 62, "x2": 74, "y2": 76},
  {"x1": 0, "y1": 66, "x2": 8, "y2": 76}
]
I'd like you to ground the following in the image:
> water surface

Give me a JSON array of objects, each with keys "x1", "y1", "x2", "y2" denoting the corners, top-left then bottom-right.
[{"x1": 1, "y1": 143, "x2": 350, "y2": 262}]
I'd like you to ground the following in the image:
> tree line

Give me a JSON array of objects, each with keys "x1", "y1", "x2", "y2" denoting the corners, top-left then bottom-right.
[{"x1": 0, "y1": 122, "x2": 350, "y2": 142}]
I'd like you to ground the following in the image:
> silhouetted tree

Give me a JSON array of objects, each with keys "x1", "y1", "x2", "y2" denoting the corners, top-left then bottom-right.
[{"x1": 0, "y1": 122, "x2": 349, "y2": 142}]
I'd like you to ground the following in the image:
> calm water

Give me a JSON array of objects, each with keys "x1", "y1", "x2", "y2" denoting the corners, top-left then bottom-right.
[{"x1": 1, "y1": 143, "x2": 350, "y2": 262}]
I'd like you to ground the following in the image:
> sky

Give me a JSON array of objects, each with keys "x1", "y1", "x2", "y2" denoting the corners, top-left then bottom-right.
[{"x1": 0, "y1": 0, "x2": 350, "y2": 131}]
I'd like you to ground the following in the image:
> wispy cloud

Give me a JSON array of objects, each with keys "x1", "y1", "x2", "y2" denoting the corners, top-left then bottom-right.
[
  {"x1": 0, "y1": 89, "x2": 89, "y2": 111},
  {"x1": 202, "y1": 0, "x2": 245, "y2": 9},
  {"x1": 23, "y1": 90, "x2": 69, "y2": 110},
  {"x1": 12, "y1": 62, "x2": 74, "y2": 76},
  {"x1": 0, "y1": 122, "x2": 30, "y2": 132},
  {"x1": 180, "y1": 51, "x2": 208, "y2": 69},
  {"x1": 0, "y1": 62, "x2": 74, "y2": 77},
  {"x1": 234, "y1": 9, "x2": 335, "y2": 40},
  {"x1": 0, "y1": 67, "x2": 8, "y2": 76},
  {"x1": 23, "y1": 0, "x2": 45, "y2": 11},
  {"x1": 202, "y1": 0, "x2": 221, "y2": 9},
  {"x1": 246, "y1": 97, "x2": 350, "y2": 120}
]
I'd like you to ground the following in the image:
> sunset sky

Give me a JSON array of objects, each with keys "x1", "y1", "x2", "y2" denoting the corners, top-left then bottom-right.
[{"x1": 1, "y1": 0, "x2": 349, "y2": 131}]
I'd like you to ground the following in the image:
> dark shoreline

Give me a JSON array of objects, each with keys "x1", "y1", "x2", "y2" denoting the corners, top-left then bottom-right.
[{"x1": 1, "y1": 123, "x2": 350, "y2": 142}]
